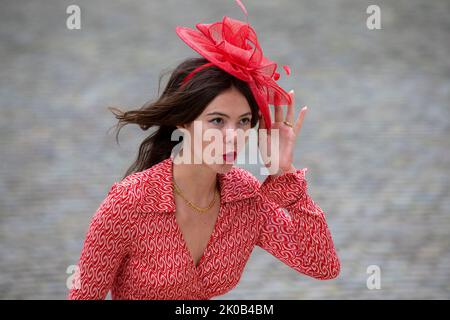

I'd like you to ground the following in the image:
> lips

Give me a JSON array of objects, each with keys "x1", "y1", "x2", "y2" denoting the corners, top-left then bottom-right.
[{"x1": 222, "y1": 151, "x2": 237, "y2": 162}]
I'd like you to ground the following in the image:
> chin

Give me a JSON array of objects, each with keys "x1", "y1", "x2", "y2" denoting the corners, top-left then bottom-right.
[{"x1": 210, "y1": 162, "x2": 235, "y2": 174}]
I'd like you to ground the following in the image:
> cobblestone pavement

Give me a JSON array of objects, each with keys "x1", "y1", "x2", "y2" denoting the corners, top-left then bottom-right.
[{"x1": 1, "y1": 0, "x2": 449, "y2": 299}]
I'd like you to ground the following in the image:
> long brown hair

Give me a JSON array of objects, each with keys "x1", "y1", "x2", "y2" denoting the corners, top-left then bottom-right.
[{"x1": 107, "y1": 57, "x2": 260, "y2": 180}]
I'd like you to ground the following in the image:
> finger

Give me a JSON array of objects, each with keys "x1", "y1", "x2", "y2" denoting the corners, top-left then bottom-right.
[
  {"x1": 258, "y1": 113, "x2": 264, "y2": 146},
  {"x1": 274, "y1": 104, "x2": 283, "y2": 123},
  {"x1": 258, "y1": 112, "x2": 266, "y2": 129},
  {"x1": 286, "y1": 90, "x2": 295, "y2": 123},
  {"x1": 294, "y1": 106, "x2": 308, "y2": 136}
]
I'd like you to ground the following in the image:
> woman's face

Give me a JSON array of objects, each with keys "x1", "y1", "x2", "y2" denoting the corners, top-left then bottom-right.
[{"x1": 177, "y1": 86, "x2": 254, "y2": 174}]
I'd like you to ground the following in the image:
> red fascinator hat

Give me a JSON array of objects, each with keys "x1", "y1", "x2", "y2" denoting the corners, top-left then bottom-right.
[{"x1": 175, "y1": 0, "x2": 292, "y2": 130}]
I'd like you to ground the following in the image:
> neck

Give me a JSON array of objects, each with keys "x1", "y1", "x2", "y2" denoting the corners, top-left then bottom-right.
[{"x1": 172, "y1": 153, "x2": 218, "y2": 206}]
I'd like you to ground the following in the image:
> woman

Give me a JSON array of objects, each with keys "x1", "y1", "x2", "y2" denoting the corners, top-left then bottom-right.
[{"x1": 68, "y1": 3, "x2": 340, "y2": 300}]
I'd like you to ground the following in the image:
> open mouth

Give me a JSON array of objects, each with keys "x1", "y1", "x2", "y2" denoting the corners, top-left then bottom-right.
[{"x1": 222, "y1": 151, "x2": 237, "y2": 162}]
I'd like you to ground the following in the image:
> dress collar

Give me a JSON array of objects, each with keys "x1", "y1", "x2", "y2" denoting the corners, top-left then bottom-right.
[{"x1": 131, "y1": 156, "x2": 260, "y2": 214}]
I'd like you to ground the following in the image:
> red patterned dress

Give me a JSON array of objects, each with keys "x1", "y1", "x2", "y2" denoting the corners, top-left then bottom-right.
[{"x1": 68, "y1": 156, "x2": 340, "y2": 299}]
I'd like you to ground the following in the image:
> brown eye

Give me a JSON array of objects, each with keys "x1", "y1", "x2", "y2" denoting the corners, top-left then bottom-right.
[
  {"x1": 210, "y1": 118, "x2": 224, "y2": 125},
  {"x1": 240, "y1": 118, "x2": 251, "y2": 125}
]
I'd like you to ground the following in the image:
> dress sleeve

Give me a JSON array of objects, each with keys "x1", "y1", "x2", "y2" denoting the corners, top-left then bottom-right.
[
  {"x1": 67, "y1": 182, "x2": 134, "y2": 299},
  {"x1": 255, "y1": 168, "x2": 340, "y2": 280}
]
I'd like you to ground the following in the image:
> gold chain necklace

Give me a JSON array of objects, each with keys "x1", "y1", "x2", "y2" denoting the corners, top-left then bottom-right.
[{"x1": 173, "y1": 178, "x2": 218, "y2": 214}]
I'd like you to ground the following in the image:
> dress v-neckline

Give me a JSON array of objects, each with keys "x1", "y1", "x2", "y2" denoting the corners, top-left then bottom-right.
[
  {"x1": 169, "y1": 156, "x2": 226, "y2": 272},
  {"x1": 172, "y1": 198, "x2": 224, "y2": 272}
]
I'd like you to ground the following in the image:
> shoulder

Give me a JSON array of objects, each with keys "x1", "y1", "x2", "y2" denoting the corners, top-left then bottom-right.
[
  {"x1": 218, "y1": 166, "x2": 262, "y2": 203},
  {"x1": 110, "y1": 159, "x2": 175, "y2": 213},
  {"x1": 115, "y1": 158, "x2": 170, "y2": 190},
  {"x1": 223, "y1": 166, "x2": 260, "y2": 187}
]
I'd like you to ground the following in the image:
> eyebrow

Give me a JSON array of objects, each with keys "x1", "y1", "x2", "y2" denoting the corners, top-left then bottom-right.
[{"x1": 206, "y1": 111, "x2": 252, "y2": 118}]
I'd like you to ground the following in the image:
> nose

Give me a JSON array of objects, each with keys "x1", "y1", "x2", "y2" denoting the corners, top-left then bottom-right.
[
  {"x1": 223, "y1": 126, "x2": 238, "y2": 152},
  {"x1": 225, "y1": 127, "x2": 237, "y2": 142}
]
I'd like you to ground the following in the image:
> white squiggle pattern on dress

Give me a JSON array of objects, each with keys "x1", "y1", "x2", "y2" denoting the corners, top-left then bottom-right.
[{"x1": 68, "y1": 157, "x2": 340, "y2": 300}]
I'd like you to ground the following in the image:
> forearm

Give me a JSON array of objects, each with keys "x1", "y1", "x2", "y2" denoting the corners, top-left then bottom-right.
[{"x1": 257, "y1": 168, "x2": 340, "y2": 279}]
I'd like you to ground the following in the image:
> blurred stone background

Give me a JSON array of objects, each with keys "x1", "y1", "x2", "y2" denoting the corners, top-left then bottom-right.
[{"x1": 0, "y1": 0, "x2": 449, "y2": 299}]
